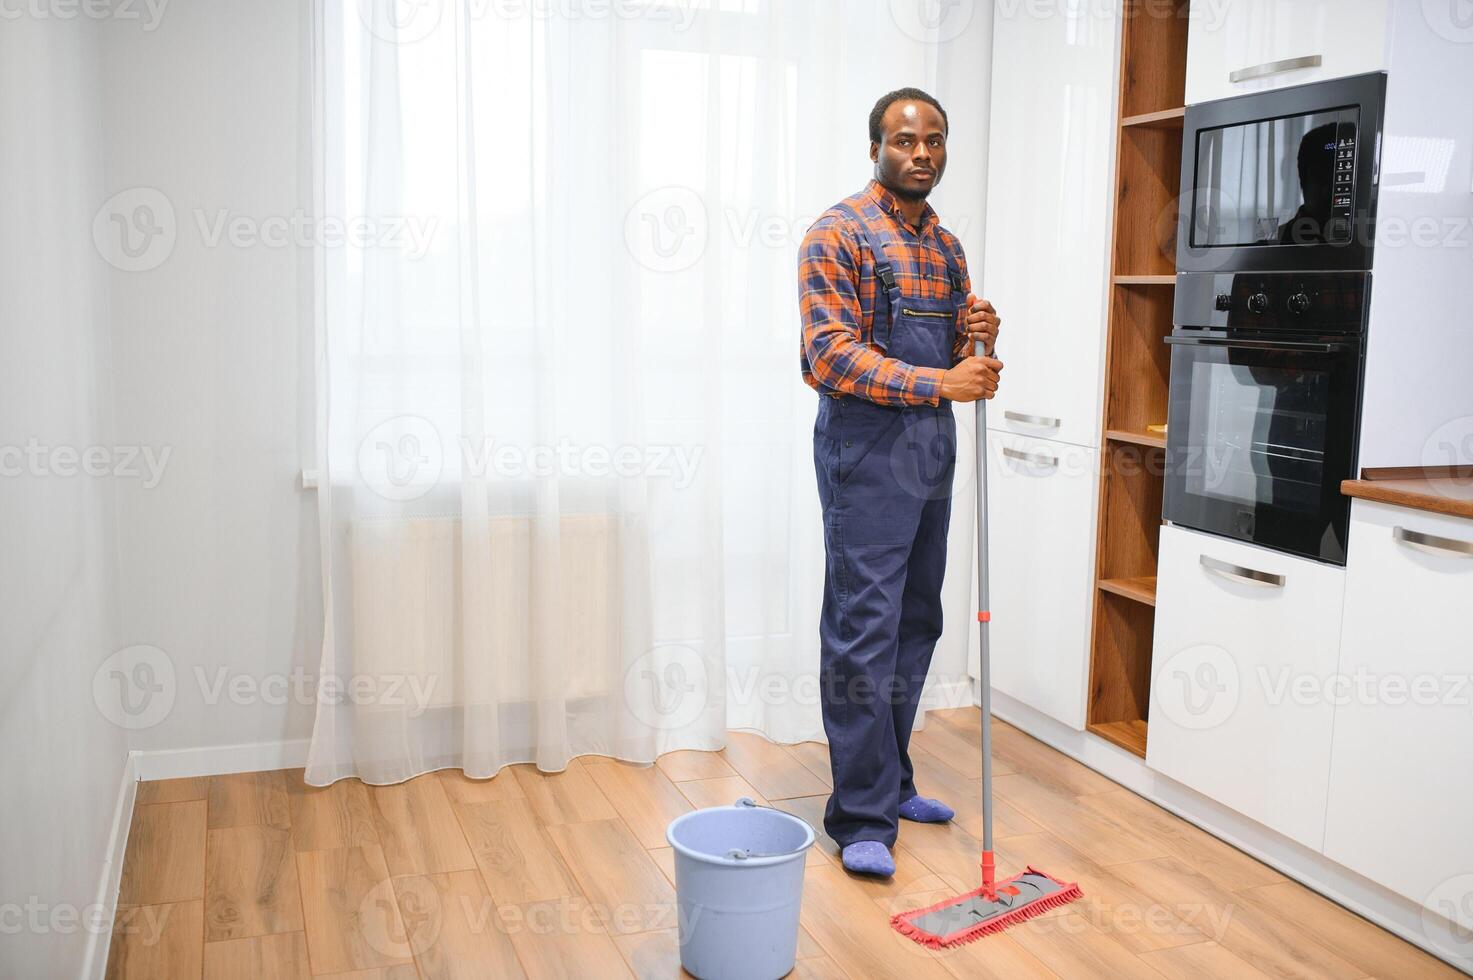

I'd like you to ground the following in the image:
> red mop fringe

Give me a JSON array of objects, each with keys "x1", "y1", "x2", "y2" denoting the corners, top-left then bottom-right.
[{"x1": 889, "y1": 866, "x2": 1084, "y2": 949}]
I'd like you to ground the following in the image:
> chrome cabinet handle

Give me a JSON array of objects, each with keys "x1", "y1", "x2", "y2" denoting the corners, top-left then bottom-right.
[
  {"x1": 1200, "y1": 554, "x2": 1286, "y2": 588},
  {"x1": 1003, "y1": 410, "x2": 1061, "y2": 428},
  {"x1": 1393, "y1": 526, "x2": 1473, "y2": 558},
  {"x1": 1229, "y1": 54, "x2": 1322, "y2": 83},
  {"x1": 1003, "y1": 447, "x2": 1059, "y2": 468}
]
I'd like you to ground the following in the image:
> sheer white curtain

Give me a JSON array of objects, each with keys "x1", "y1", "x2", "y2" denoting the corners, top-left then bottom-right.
[{"x1": 305, "y1": 0, "x2": 990, "y2": 785}]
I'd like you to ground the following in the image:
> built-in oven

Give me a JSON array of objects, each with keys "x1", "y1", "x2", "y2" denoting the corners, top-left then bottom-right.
[
  {"x1": 1177, "y1": 72, "x2": 1386, "y2": 274},
  {"x1": 1164, "y1": 272, "x2": 1368, "y2": 565},
  {"x1": 1164, "y1": 74, "x2": 1386, "y2": 565}
]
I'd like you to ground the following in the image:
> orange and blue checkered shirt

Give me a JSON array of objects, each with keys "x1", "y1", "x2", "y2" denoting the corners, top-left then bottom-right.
[{"x1": 799, "y1": 179, "x2": 973, "y2": 407}]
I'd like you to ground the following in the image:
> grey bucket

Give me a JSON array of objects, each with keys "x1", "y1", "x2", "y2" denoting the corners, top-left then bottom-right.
[{"x1": 665, "y1": 797, "x2": 816, "y2": 980}]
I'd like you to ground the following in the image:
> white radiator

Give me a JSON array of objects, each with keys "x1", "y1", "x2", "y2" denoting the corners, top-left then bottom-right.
[{"x1": 347, "y1": 513, "x2": 622, "y2": 708}]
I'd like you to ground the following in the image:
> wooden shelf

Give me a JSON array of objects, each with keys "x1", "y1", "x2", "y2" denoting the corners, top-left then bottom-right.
[
  {"x1": 1112, "y1": 274, "x2": 1176, "y2": 286},
  {"x1": 1121, "y1": 106, "x2": 1185, "y2": 130},
  {"x1": 1105, "y1": 428, "x2": 1166, "y2": 449},
  {"x1": 1089, "y1": 720, "x2": 1148, "y2": 758},
  {"x1": 1086, "y1": 0, "x2": 1188, "y2": 761},
  {"x1": 1098, "y1": 576, "x2": 1158, "y2": 606}
]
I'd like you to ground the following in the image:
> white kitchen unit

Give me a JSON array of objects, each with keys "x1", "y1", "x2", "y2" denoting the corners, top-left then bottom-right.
[
  {"x1": 985, "y1": 433, "x2": 1096, "y2": 729},
  {"x1": 1185, "y1": 0, "x2": 1390, "y2": 105},
  {"x1": 981, "y1": 0, "x2": 1115, "y2": 450},
  {"x1": 1323, "y1": 500, "x2": 1473, "y2": 930},
  {"x1": 1147, "y1": 524, "x2": 1347, "y2": 851}
]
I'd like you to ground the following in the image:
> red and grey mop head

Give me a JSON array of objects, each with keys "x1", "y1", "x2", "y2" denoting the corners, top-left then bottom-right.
[{"x1": 891, "y1": 850, "x2": 1083, "y2": 948}]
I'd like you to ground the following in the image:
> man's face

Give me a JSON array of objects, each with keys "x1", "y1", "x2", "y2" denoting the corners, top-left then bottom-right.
[{"x1": 871, "y1": 100, "x2": 947, "y2": 201}]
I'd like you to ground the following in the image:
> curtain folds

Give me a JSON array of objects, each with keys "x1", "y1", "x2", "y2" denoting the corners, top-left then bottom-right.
[{"x1": 305, "y1": 0, "x2": 990, "y2": 786}]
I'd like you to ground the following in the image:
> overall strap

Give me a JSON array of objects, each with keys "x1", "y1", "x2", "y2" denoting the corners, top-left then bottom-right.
[
  {"x1": 938, "y1": 234, "x2": 967, "y2": 298},
  {"x1": 833, "y1": 202, "x2": 901, "y2": 351}
]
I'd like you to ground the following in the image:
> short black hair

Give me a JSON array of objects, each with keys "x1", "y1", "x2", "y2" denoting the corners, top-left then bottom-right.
[{"x1": 868, "y1": 88, "x2": 948, "y2": 145}]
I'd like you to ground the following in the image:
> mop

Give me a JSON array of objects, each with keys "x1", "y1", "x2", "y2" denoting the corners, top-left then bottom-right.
[{"x1": 890, "y1": 392, "x2": 1083, "y2": 948}]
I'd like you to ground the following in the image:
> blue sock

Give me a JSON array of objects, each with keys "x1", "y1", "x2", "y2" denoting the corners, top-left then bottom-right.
[
  {"x1": 898, "y1": 795, "x2": 954, "y2": 823},
  {"x1": 840, "y1": 841, "x2": 895, "y2": 877}
]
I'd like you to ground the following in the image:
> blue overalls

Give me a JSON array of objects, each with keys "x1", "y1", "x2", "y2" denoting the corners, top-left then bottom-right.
[{"x1": 813, "y1": 203, "x2": 966, "y2": 848}]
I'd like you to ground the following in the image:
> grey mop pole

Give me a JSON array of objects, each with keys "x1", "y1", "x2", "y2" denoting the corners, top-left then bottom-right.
[{"x1": 974, "y1": 350, "x2": 997, "y2": 899}]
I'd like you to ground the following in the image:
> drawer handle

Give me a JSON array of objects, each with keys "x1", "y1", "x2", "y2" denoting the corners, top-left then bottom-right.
[
  {"x1": 1200, "y1": 554, "x2": 1285, "y2": 588},
  {"x1": 1003, "y1": 446, "x2": 1059, "y2": 468},
  {"x1": 1393, "y1": 526, "x2": 1473, "y2": 558},
  {"x1": 1229, "y1": 54, "x2": 1323, "y2": 83},
  {"x1": 1003, "y1": 410, "x2": 1061, "y2": 428}
]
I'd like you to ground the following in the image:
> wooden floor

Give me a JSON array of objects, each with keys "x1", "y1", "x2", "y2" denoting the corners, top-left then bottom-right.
[{"x1": 106, "y1": 708, "x2": 1460, "y2": 979}]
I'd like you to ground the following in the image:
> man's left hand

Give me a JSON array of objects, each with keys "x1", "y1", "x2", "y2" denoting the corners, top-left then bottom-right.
[{"x1": 963, "y1": 293, "x2": 1000, "y2": 355}]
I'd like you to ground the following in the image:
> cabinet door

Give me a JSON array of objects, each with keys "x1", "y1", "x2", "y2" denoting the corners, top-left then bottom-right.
[
  {"x1": 1323, "y1": 501, "x2": 1473, "y2": 920},
  {"x1": 1186, "y1": 0, "x2": 1390, "y2": 106},
  {"x1": 1147, "y1": 525, "x2": 1345, "y2": 850},
  {"x1": 982, "y1": 2, "x2": 1115, "y2": 449},
  {"x1": 984, "y1": 433, "x2": 1096, "y2": 729}
]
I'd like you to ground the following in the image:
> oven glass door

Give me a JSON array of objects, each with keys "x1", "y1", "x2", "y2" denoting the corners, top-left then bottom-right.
[{"x1": 1163, "y1": 335, "x2": 1361, "y2": 564}]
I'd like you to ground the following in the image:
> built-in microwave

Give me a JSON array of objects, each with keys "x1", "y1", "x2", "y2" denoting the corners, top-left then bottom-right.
[{"x1": 1176, "y1": 72, "x2": 1386, "y2": 274}]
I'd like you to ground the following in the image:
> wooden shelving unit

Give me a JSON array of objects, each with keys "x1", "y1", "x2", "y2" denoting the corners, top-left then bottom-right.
[{"x1": 1085, "y1": 1, "x2": 1190, "y2": 759}]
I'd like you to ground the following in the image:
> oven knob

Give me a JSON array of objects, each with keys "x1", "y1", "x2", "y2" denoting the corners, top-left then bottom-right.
[
  {"x1": 1287, "y1": 291, "x2": 1311, "y2": 314},
  {"x1": 1214, "y1": 293, "x2": 1232, "y2": 311},
  {"x1": 1247, "y1": 292, "x2": 1270, "y2": 314}
]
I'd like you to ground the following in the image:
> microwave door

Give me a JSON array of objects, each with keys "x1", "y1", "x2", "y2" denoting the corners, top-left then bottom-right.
[{"x1": 1163, "y1": 335, "x2": 1361, "y2": 564}]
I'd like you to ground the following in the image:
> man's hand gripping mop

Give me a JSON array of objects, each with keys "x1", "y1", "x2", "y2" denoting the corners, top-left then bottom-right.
[{"x1": 890, "y1": 353, "x2": 1083, "y2": 949}]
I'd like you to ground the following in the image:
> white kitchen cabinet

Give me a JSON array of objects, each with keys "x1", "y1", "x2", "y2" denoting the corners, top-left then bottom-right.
[
  {"x1": 984, "y1": 432, "x2": 1096, "y2": 729},
  {"x1": 1147, "y1": 524, "x2": 1346, "y2": 850},
  {"x1": 1323, "y1": 501, "x2": 1473, "y2": 923},
  {"x1": 1185, "y1": 0, "x2": 1390, "y2": 106},
  {"x1": 981, "y1": 1, "x2": 1115, "y2": 449}
]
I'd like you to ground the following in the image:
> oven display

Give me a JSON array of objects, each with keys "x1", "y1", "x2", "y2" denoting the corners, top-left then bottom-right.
[{"x1": 1191, "y1": 107, "x2": 1359, "y2": 248}]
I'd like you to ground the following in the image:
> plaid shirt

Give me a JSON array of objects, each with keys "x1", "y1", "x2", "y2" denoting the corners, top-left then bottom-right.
[{"x1": 799, "y1": 179, "x2": 972, "y2": 406}]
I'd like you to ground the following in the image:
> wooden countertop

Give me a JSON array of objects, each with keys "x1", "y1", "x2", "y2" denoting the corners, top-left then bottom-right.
[{"x1": 1341, "y1": 466, "x2": 1473, "y2": 520}]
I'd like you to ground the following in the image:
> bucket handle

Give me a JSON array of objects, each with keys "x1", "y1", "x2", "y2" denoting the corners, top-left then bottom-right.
[{"x1": 722, "y1": 797, "x2": 816, "y2": 861}]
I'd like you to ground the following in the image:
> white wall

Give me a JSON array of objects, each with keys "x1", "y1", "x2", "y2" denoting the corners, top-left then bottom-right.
[
  {"x1": 1359, "y1": 3, "x2": 1473, "y2": 468},
  {"x1": 99, "y1": 0, "x2": 321, "y2": 756},
  {"x1": 0, "y1": 15, "x2": 129, "y2": 978}
]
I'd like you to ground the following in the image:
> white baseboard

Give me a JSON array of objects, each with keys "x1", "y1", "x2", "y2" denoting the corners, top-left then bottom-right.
[
  {"x1": 984, "y1": 686, "x2": 1473, "y2": 974},
  {"x1": 80, "y1": 752, "x2": 138, "y2": 980},
  {"x1": 130, "y1": 738, "x2": 312, "y2": 782}
]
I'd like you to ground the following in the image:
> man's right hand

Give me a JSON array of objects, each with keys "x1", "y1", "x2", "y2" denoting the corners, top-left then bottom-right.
[{"x1": 939, "y1": 355, "x2": 1003, "y2": 403}]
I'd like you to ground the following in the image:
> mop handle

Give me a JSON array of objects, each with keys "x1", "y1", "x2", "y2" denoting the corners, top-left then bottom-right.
[{"x1": 972, "y1": 341, "x2": 996, "y2": 895}]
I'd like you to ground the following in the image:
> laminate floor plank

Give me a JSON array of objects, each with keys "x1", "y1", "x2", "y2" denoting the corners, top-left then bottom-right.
[
  {"x1": 105, "y1": 900, "x2": 203, "y2": 980},
  {"x1": 295, "y1": 844, "x2": 414, "y2": 974},
  {"x1": 719, "y1": 732, "x2": 828, "y2": 801},
  {"x1": 208, "y1": 771, "x2": 291, "y2": 830},
  {"x1": 369, "y1": 775, "x2": 476, "y2": 877},
  {"x1": 285, "y1": 771, "x2": 379, "y2": 853},
  {"x1": 454, "y1": 799, "x2": 580, "y2": 905},
  {"x1": 583, "y1": 760, "x2": 694, "y2": 849},
  {"x1": 202, "y1": 931, "x2": 311, "y2": 980},
  {"x1": 393, "y1": 869, "x2": 525, "y2": 979},
  {"x1": 205, "y1": 825, "x2": 303, "y2": 941},
  {"x1": 119, "y1": 800, "x2": 207, "y2": 906}
]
